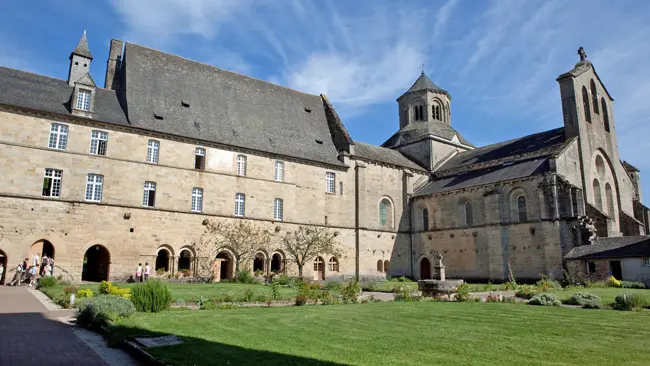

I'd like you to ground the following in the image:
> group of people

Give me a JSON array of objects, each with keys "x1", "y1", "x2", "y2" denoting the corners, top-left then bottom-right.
[
  {"x1": 5, "y1": 253, "x2": 54, "y2": 287},
  {"x1": 135, "y1": 263, "x2": 151, "y2": 282}
]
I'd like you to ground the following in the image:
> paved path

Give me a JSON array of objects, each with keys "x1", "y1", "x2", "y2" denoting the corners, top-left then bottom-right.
[{"x1": 0, "y1": 286, "x2": 110, "y2": 365}]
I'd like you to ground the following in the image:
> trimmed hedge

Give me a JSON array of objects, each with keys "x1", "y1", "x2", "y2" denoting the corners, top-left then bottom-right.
[
  {"x1": 565, "y1": 292, "x2": 602, "y2": 309},
  {"x1": 528, "y1": 293, "x2": 561, "y2": 306},
  {"x1": 613, "y1": 293, "x2": 648, "y2": 311},
  {"x1": 75, "y1": 295, "x2": 135, "y2": 328},
  {"x1": 131, "y1": 280, "x2": 172, "y2": 313}
]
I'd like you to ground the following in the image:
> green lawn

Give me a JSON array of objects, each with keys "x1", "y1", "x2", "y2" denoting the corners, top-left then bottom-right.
[
  {"x1": 108, "y1": 302, "x2": 650, "y2": 365},
  {"x1": 547, "y1": 287, "x2": 650, "y2": 304}
]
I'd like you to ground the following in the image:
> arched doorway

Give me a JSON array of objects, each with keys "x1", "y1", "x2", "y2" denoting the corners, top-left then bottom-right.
[
  {"x1": 376, "y1": 260, "x2": 384, "y2": 273},
  {"x1": 271, "y1": 253, "x2": 283, "y2": 273},
  {"x1": 82, "y1": 245, "x2": 110, "y2": 282},
  {"x1": 155, "y1": 249, "x2": 171, "y2": 272},
  {"x1": 384, "y1": 260, "x2": 390, "y2": 274},
  {"x1": 28, "y1": 240, "x2": 55, "y2": 262},
  {"x1": 313, "y1": 256, "x2": 325, "y2": 281},
  {"x1": 420, "y1": 258, "x2": 431, "y2": 280},
  {"x1": 178, "y1": 249, "x2": 192, "y2": 273},
  {"x1": 253, "y1": 252, "x2": 266, "y2": 274},
  {"x1": 216, "y1": 251, "x2": 234, "y2": 281},
  {"x1": 0, "y1": 250, "x2": 7, "y2": 285}
]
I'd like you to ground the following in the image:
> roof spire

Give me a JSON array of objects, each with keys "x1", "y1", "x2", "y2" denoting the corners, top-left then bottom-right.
[
  {"x1": 421, "y1": 63, "x2": 425, "y2": 75},
  {"x1": 70, "y1": 29, "x2": 93, "y2": 60}
]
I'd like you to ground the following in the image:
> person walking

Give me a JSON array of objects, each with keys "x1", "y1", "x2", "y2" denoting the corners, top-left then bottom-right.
[
  {"x1": 40, "y1": 255, "x2": 48, "y2": 276},
  {"x1": 28, "y1": 264, "x2": 38, "y2": 287},
  {"x1": 33, "y1": 253, "x2": 40, "y2": 267},
  {"x1": 10, "y1": 262, "x2": 23, "y2": 286},
  {"x1": 49, "y1": 257, "x2": 55, "y2": 276},
  {"x1": 20, "y1": 258, "x2": 28, "y2": 285},
  {"x1": 144, "y1": 263, "x2": 151, "y2": 281},
  {"x1": 136, "y1": 263, "x2": 143, "y2": 283}
]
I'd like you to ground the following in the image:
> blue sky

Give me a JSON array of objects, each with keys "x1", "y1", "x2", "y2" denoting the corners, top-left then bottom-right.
[{"x1": 1, "y1": 0, "x2": 650, "y2": 199}]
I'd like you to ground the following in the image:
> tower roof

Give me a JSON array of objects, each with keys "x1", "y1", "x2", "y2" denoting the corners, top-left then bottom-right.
[
  {"x1": 70, "y1": 30, "x2": 93, "y2": 60},
  {"x1": 401, "y1": 71, "x2": 450, "y2": 98}
]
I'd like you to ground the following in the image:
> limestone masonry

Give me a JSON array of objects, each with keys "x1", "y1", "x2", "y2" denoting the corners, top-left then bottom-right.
[{"x1": 0, "y1": 34, "x2": 647, "y2": 285}]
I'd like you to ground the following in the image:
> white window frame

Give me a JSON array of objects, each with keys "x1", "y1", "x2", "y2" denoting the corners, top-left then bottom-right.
[
  {"x1": 326, "y1": 172, "x2": 336, "y2": 193},
  {"x1": 48, "y1": 123, "x2": 69, "y2": 150},
  {"x1": 89, "y1": 130, "x2": 108, "y2": 156},
  {"x1": 234, "y1": 193, "x2": 245, "y2": 217},
  {"x1": 192, "y1": 187, "x2": 203, "y2": 213},
  {"x1": 643, "y1": 258, "x2": 650, "y2": 267},
  {"x1": 85, "y1": 174, "x2": 103, "y2": 202},
  {"x1": 146, "y1": 140, "x2": 160, "y2": 163},
  {"x1": 142, "y1": 181, "x2": 156, "y2": 207},
  {"x1": 76, "y1": 88, "x2": 92, "y2": 111},
  {"x1": 195, "y1": 147, "x2": 206, "y2": 170},
  {"x1": 237, "y1": 155, "x2": 247, "y2": 176},
  {"x1": 274, "y1": 198, "x2": 283, "y2": 221},
  {"x1": 274, "y1": 161, "x2": 284, "y2": 182},
  {"x1": 42, "y1": 169, "x2": 63, "y2": 198}
]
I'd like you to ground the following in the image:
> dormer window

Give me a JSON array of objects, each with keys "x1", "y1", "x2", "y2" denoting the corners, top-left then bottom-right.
[{"x1": 76, "y1": 89, "x2": 91, "y2": 111}]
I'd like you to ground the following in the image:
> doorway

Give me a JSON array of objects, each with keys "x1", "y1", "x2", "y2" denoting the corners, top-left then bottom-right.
[
  {"x1": 253, "y1": 252, "x2": 265, "y2": 274},
  {"x1": 216, "y1": 251, "x2": 233, "y2": 280},
  {"x1": 155, "y1": 249, "x2": 170, "y2": 272},
  {"x1": 610, "y1": 260, "x2": 623, "y2": 280},
  {"x1": 82, "y1": 245, "x2": 110, "y2": 282},
  {"x1": 271, "y1": 253, "x2": 283, "y2": 273},
  {"x1": 178, "y1": 249, "x2": 192, "y2": 273},
  {"x1": 420, "y1": 258, "x2": 431, "y2": 280},
  {"x1": 313, "y1": 257, "x2": 325, "y2": 281}
]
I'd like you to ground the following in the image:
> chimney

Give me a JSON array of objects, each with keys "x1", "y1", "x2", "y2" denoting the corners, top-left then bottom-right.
[{"x1": 104, "y1": 39, "x2": 124, "y2": 90}]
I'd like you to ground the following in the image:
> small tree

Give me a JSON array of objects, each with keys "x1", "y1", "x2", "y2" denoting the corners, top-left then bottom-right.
[
  {"x1": 201, "y1": 219, "x2": 270, "y2": 279},
  {"x1": 276, "y1": 226, "x2": 342, "y2": 279}
]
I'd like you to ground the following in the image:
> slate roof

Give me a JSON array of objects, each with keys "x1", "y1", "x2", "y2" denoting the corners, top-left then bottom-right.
[
  {"x1": 622, "y1": 161, "x2": 639, "y2": 172},
  {"x1": 353, "y1": 142, "x2": 426, "y2": 170},
  {"x1": 122, "y1": 43, "x2": 344, "y2": 166},
  {"x1": 382, "y1": 121, "x2": 474, "y2": 149},
  {"x1": 71, "y1": 31, "x2": 93, "y2": 60},
  {"x1": 403, "y1": 72, "x2": 449, "y2": 97},
  {"x1": 0, "y1": 67, "x2": 128, "y2": 126},
  {"x1": 564, "y1": 236, "x2": 650, "y2": 260}
]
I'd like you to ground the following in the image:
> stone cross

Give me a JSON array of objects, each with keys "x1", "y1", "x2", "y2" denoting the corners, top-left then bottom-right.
[{"x1": 578, "y1": 47, "x2": 587, "y2": 62}]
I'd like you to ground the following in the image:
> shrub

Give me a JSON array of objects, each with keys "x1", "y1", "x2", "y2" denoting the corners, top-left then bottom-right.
[
  {"x1": 38, "y1": 276, "x2": 57, "y2": 288},
  {"x1": 53, "y1": 293, "x2": 71, "y2": 308},
  {"x1": 342, "y1": 279, "x2": 360, "y2": 304},
  {"x1": 309, "y1": 282, "x2": 322, "y2": 291},
  {"x1": 64, "y1": 286, "x2": 78, "y2": 296},
  {"x1": 77, "y1": 289, "x2": 94, "y2": 298},
  {"x1": 455, "y1": 283, "x2": 472, "y2": 302},
  {"x1": 131, "y1": 280, "x2": 172, "y2": 313},
  {"x1": 322, "y1": 293, "x2": 340, "y2": 305},
  {"x1": 270, "y1": 283, "x2": 281, "y2": 300},
  {"x1": 254, "y1": 294, "x2": 267, "y2": 303},
  {"x1": 180, "y1": 269, "x2": 191, "y2": 277},
  {"x1": 108, "y1": 286, "x2": 131, "y2": 299},
  {"x1": 295, "y1": 295, "x2": 308, "y2": 306},
  {"x1": 222, "y1": 293, "x2": 235, "y2": 303},
  {"x1": 565, "y1": 292, "x2": 602, "y2": 308},
  {"x1": 323, "y1": 280, "x2": 342, "y2": 291},
  {"x1": 156, "y1": 268, "x2": 165, "y2": 276},
  {"x1": 237, "y1": 269, "x2": 257, "y2": 284},
  {"x1": 393, "y1": 285, "x2": 416, "y2": 302},
  {"x1": 273, "y1": 274, "x2": 293, "y2": 286},
  {"x1": 528, "y1": 293, "x2": 561, "y2": 306},
  {"x1": 606, "y1": 276, "x2": 622, "y2": 288},
  {"x1": 242, "y1": 288, "x2": 254, "y2": 302},
  {"x1": 200, "y1": 301, "x2": 217, "y2": 310},
  {"x1": 99, "y1": 281, "x2": 112, "y2": 294},
  {"x1": 515, "y1": 285, "x2": 538, "y2": 300},
  {"x1": 397, "y1": 276, "x2": 411, "y2": 282},
  {"x1": 536, "y1": 275, "x2": 561, "y2": 292},
  {"x1": 361, "y1": 282, "x2": 377, "y2": 292},
  {"x1": 76, "y1": 295, "x2": 136, "y2": 328},
  {"x1": 620, "y1": 281, "x2": 646, "y2": 289},
  {"x1": 613, "y1": 293, "x2": 647, "y2": 311},
  {"x1": 485, "y1": 293, "x2": 501, "y2": 303},
  {"x1": 254, "y1": 270, "x2": 264, "y2": 277}
]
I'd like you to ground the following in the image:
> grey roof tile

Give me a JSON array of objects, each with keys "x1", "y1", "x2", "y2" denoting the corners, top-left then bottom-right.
[
  {"x1": 564, "y1": 236, "x2": 650, "y2": 259},
  {"x1": 404, "y1": 72, "x2": 449, "y2": 97},
  {"x1": 353, "y1": 142, "x2": 426, "y2": 170},
  {"x1": 382, "y1": 121, "x2": 474, "y2": 148},
  {"x1": 71, "y1": 30, "x2": 93, "y2": 60}
]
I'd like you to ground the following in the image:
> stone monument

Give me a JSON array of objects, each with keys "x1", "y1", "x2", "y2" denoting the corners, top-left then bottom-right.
[{"x1": 417, "y1": 252, "x2": 464, "y2": 297}]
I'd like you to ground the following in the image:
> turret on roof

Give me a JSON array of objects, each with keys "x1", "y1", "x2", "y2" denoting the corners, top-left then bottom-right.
[
  {"x1": 70, "y1": 30, "x2": 93, "y2": 60},
  {"x1": 402, "y1": 71, "x2": 450, "y2": 99}
]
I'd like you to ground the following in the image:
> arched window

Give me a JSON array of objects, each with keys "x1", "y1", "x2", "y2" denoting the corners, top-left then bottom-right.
[
  {"x1": 422, "y1": 208, "x2": 429, "y2": 231},
  {"x1": 464, "y1": 201, "x2": 473, "y2": 226},
  {"x1": 379, "y1": 198, "x2": 393, "y2": 227},
  {"x1": 517, "y1": 195, "x2": 527, "y2": 222},
  {"x1": 384, "y1": 260, "x2": 390, "y2": 273},
  {"x1": 601, "y1": 98, "x2": 610, "y2": 132},
  {"x1": 402, "y1": 108, "x2": 409, "y2": 125},
  {"x1": 377, "y1": 259, "x2": 384, "y2": 273},
  {"x1": 328, "y1": 257, "x2": 339, "y2": 272},
  {"x1": 571, "y1": 188, "x2": 580, "y2": 216},
  {"x1": 414, "y1": 105, "x2": 424, "y2": 121},
  {"x1": 595, "y1": 155, "x2": 605, "y2": 177},
  {"x1": 432, "y1": 105, "x2": 441, "y2": 120},
  {"x1": 593, "y1": 179, "x2": 602, "y2": 211},
  {"x1": 590, "y1": 80, "x2": 599, "y2": 114},
  {"x1": 582, "y1": 86, "x2": 591, "y2": 123},
  {"x1": 605, "y1": 183, "x2": 615, "y2": 217}
]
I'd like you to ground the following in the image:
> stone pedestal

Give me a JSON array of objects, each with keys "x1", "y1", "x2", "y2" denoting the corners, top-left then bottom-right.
[
  {"x1": 436, "y1": 265, "x2": 446, "y2": 281},
  {"x1": 417, "y1": 279, "x2": 464, "y2": 297}
]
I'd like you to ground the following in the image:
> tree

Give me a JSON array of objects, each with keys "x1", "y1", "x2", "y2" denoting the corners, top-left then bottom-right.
[
  {"x1": 275, "y1": 226, "x2": 342, "y2": 279},
  {"x1": 200, "y1": 219, "x2": 271, "y2": 279}
]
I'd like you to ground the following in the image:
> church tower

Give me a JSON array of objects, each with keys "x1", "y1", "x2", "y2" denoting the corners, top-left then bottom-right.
[
  {"x1": 68, "y1": 30, "x2": 94, "y2": 86},
  {"x1": 383, "y1": 71, "x2": 473, "y2": 170}
]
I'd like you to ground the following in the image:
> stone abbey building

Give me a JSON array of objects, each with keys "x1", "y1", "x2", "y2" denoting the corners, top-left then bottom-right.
[{"x1": 0, "y1": 34, "x2": 647, "y2": 284}]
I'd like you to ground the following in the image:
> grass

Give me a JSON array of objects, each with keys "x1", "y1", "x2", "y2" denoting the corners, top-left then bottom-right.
[
  {"x1": 107, "y1": 302, "x2": 650, "y2": 365},
  {"x1": 359, "y1": 281, "x2": 418, "y2": 292}
]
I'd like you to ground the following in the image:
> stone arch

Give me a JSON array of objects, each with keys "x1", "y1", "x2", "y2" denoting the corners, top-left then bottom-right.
[
  {"x1": 384, "y1": 260, "x2": 390, "y2": 274},
  {"x1": 412, "y1": 97, "x2": 427, "y2": 121},
  {"x1": 253, "y1": 250, "x2": 268, "y2": 274},
  {"x1": 605, "y1": 183, "x2": 615, "y2": 217},
  {"x1": 590, "y1": 79, "x2": 599, "y2": 114},
  {"x1": 376, "y1": 259, "x2": 384, "y2": 273},
  {"x1": 419, "y1": 256, "x2": 431, "y2": 280},
  {"x1": 22, "y1": 232, "x2": 67, "y2": 257},
  {"x1": 328, "y1": 257, "x2": 339, "y2": 273},
  {"x1": 582, "y1": 86, "x2": 591, "y2": 122},
  {"x1": 313, "y1": 256, "x2": 325, "y2": 281},
  {"x1": 601, "y1": 98, "x2": 610, "y2": 132},
  {"x1": 178, "y1": 247, "x2": 195, "y2": 273},
  {"x1": 270, "y1": 251, "x2": 285, "y2": 273},
  {"x1": 82, "y1": 244, "x2": 110, "y2": 282},
  {"x1": 155, "y1": 245, "x2": 174, "y2": 273},
  {"x1": 591, "y1": 149, "x2": 621, "y2": 227},
  {"x1": 595, "y1": 155, "x2": 606, "y2": 177},
  {"x1": 508, "y1": 187, "x2": 529, "y2": 222},
  {"x1": 378, "y1": 196, "x2": 395, "y2": 229},
  {"x1": 458, "y1": 198, "x2": 473, "y2": 227},
  {"x1": 215, "y1": 248, "x2": 235, "y2": 281}
]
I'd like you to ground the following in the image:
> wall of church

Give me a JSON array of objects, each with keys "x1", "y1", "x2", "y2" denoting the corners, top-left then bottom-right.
[{"x1": 554, "y1": 139, "x2": 583, "y2": 188}]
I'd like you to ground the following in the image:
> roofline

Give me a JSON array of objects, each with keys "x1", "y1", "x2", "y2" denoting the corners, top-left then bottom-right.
[
  {"x1": 349, "y1": 154, "x2": 427, "y2": 172},
  {"x1": 0, "y1": 66, "x2": 112, "y2": 93},
  {"x1": 382, "y1": 132, "x2": 474, "y2": 150},
  {"x1": 556, "y1": 61, "x2": 614, "y2": 101}
]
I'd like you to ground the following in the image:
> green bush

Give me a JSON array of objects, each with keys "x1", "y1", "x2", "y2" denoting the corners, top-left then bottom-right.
[
  {"x1": 38, "y1": 276, "x2": 57, "y2": 288},
  {"x1": 130, "y1": 280, "x2": 172, "y2": 313},
  {"x1": 528, "y1": 293, "x2": 561, "y2": 306},
  {"x1": 613, "y1": 293, "x2": 648, "y2": 311},
  {"x1": 273, "y1": 274, "x2": 293, "y2": 286},
  {"x1": 242, "y1": 288, "x2": 254, "y2": 302},
  {"x1": 237, "y1": 269, "x2": 257, "y2": 284},
  {"x1": 620, "y1": 281, "x2": 646, "y2": 289},
  {"x1": 565, "y1": 292, "x2": 602, "y2": 308},
  {"x1": 361, "y1": 282, "x2": 377, "y2": 292},
  {"x1": 98, "y1": 281, "x2": 112, "y2": 294},
  {"x1": 77, "y1": 289, "x2": 94, "y2": 298},
  {"x1": 536, "y1": 276, "x2": 561, "y2": 292},
  {"x1": 270, "y1": 283, "x2": 281, "y2": 300},
  {"x1": 64, "y1": 286, "x2": 78, "y2": 296},
  {"x1": 295, "y1": 295, "x2": 308, "y2": 306},
  {"x1": 393, "y1": 285, "x2": 419, "y2": 302},
  {"x1": 515, "y1": 285, "x2": 538, "y2": 300},
  {"x1": 76, "y1": 295, "x2": 135, "y2": 328},
  {"x1": 53, "y1": 292, "x2": 71, "y2": 308},
  {"x1": 397, "y1": 276, "x2": 411, "y2": 282},
  {"x1": 342, "y1": 280, "x2": 360, "y2": 304},
  {"x1": 323, "y1": 280, "x2": 342, "y2": 291},
  {"x1": 455, "y1": 283, "x2": 472, "y2": 302}
]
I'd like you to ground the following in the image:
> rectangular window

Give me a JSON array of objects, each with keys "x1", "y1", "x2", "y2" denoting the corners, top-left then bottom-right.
[
  {"x1": 48, "y1": 123, "x2": 69, "y2": 150},
  {"x1": 326, "y1": 172, "x2": 336, "y2": 193},
  {"x1": 89, "y1": 130, "x2": 108, "y2": 156},
  {"x1": 234, "y1": 193, "x2": 245, "y2": 217},
  {"x1": 146, "y1": 140, "x2": 160, "y2": 163},
  {"x1": 85, "y1": 174, "x2": 103, "y2": 202},
  {"x1": 274, "y1": 198, "x2": 283, "y2": 221},
  {"x1": 42, "y1": 169, "x2": 62, "y2": 198},
  {"x1": 142, "y1": 181, "x2": 156, "y2": 207},
  {"x1": 586, "y1": 261, "x2": 596, "y2": 274},
  {"x1": 76, "y1": 89, "x2": 91, "y2": 111},
  {"x1": 274, "y1": 161, "x2": 284, "y2": 182},
  {"x1": 339, "y1": 182, "x2": 343, "y2": 195},
  {"x1": 237, "y1": 155, "x2": 247, "y2": 176},
  {"x1": 191, "y1": 187, "x2": 203, "y2": 212},
  {"x1": 195, "y1": 147, "x2": 206, "y2": 170},
  {"x1": 643, "y1": 258, "x2": 650, "y2": 267}
]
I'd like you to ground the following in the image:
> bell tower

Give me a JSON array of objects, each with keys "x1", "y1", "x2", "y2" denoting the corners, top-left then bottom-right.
[
  {"x1": 68, "y1": 30, "x2": 93, "y2": 86},
  {"x1": 397, "y1": 71, "x2": 451, "y2": 129}
]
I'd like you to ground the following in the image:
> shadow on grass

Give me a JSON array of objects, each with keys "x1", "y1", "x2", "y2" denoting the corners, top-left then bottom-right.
[{"x1": 107, "y1": 322, "x2": 346, "y2": 366}]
